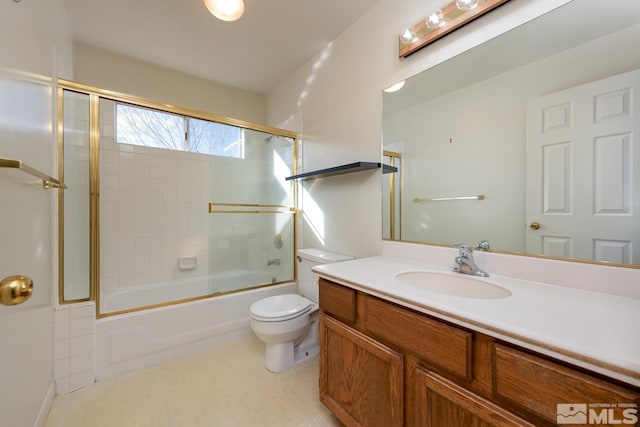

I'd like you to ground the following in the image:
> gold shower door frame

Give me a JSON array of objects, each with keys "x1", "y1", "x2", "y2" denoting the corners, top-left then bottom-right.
[
  {"x1": 57, "y1": 80, "x2": 298, "y2": 317},
  {"x1": 383, "y1": 150, "x2": 402, "y2": 240}
]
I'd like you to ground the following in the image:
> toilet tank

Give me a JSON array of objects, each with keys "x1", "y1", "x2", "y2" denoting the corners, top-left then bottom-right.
[{"x1": 297, "y1": 248, "x2": 353, "y2": 303}]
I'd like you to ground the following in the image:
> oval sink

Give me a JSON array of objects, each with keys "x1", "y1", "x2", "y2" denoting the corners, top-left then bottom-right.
[{"x1": 395, "y1": 271, "x2": 511, "y2": 299}]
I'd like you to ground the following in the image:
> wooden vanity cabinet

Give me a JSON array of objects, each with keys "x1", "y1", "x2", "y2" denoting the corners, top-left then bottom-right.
[
  {"x1": 319, "y1": 278, "x2": 403, "y2": 426},
  {"x1": 320, "y1": 314, "x2": 404, "y2": 427},
  {"x1": 318, "y1": 278, "x2": 640, "y2": 427},
  {"x1": 492, "y1": 343, "x2": 640, "y2": 425},
  {"x1": 416, "y1": 368, "x2": 535, "y2": 427}
]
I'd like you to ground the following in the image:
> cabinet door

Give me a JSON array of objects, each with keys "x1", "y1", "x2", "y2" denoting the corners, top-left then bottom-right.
[
  {"x1": 416, "y1": 367, "x2": 534, "y2": 427},
  {"x1": 493, "y1": 343, "x2": 640, "y2": 425},
  {"x1": 320, "y1": 313, "x2": 404, "y2": 427}
]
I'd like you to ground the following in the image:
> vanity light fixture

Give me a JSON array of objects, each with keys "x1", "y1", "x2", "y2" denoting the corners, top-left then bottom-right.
[
  {"x1": 399, "y1": 0, "x2": 511, "y2": 58},
  {"x1": 384, "y1": 81, "x2": 406, "y2": 93},
  {"x1": 204, "y1": 0, "x2": 245, "y2": 22}
]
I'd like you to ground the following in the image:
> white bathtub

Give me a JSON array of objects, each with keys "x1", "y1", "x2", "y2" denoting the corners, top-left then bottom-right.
[
  {"x1": 96, "y1": 275, "x2": 296, "y2": 380},
  {"x1": 101, "y1": 270, "x2": 277, "y2": 313}
]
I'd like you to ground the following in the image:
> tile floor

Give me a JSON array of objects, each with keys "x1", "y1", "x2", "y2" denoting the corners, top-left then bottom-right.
[{"x1": 44, "y1": 336, "x2": 342, "y2": 427}]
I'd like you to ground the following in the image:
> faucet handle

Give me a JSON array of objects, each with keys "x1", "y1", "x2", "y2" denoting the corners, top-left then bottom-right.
[
  {"x1": 475, "y1": 240, "x2": 490, "y2": 251},
  {"x1": 454, "y1": 244, "x2": 473, "y2": 255}
]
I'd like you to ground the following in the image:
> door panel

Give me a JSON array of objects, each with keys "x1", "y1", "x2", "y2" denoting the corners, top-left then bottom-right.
[
  {"x1": 526, "y1": 69, "x2": 640, "y2": 264},
  {"x1": 0, "y1": 70, "x2": 55, "y2": 427}
]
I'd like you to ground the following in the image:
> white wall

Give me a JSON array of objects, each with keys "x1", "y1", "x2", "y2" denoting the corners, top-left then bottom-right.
[
  {"x1": 73, "y1": 42, "x2": 267, "y2": 125},
  {"x1": 267, "y1": 0, "x2": 640, "y2": 286},
  {"x1": 0, "y1": 0, "x2": 73, "y2": 425},
  {"x1": 266, "y1": 0, "x2": 574, "y2": 259}
]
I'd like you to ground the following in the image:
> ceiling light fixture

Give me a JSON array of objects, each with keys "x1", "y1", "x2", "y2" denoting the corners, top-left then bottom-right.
[{"x1": 204, "y1": 0, "x2": 245, "y2": 22}]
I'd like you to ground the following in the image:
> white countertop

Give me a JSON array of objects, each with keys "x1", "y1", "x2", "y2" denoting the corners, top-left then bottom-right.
[{"x1": 313, "y1": 255, "x2": 640, "y2": 388}]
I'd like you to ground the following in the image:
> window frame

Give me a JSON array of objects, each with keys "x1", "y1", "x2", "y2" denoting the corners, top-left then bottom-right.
[{"x1": 115, "y1": 101, "x2": 246, "y2": 159}]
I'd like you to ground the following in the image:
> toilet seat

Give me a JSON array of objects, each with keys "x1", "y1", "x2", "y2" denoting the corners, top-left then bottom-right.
[{"x1": 250, "y1": 294, "x2": 313, "y2": 322}]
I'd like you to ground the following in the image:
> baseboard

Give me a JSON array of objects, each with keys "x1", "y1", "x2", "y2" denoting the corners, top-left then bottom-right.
[{"x1": 34, "y1": 382, "x2": 56, "y2": 427}]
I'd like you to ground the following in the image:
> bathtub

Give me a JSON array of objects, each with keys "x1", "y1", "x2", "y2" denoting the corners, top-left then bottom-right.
[
  {"x1": 101, "y1": 270, "x2": 277, "y2": 313},
  {"x1": 96, "y1": 274, "x2": 296, "y2": 380}
]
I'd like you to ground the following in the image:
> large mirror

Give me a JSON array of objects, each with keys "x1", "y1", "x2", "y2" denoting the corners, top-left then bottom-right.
[{"x1": 383, "y1": 0, "x2": 640, "y2": 266}]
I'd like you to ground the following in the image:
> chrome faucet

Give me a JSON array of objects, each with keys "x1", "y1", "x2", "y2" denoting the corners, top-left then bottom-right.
[
  {"x1": 266, "y1": 258, "x2": 281, "y2": 266},
  {"x1": 453, "y1": 245, "x2": 489, "y2": 277}
]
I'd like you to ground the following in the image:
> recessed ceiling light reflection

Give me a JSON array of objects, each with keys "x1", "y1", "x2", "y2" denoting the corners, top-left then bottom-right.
[{"x1": 384, "y1": 81, "x2": 405, "y2": 93}]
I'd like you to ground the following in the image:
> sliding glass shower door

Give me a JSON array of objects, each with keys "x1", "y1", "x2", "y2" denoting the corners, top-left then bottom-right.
[{"x1": 208, "y1": 131, "x2": 296, "y2": 294}]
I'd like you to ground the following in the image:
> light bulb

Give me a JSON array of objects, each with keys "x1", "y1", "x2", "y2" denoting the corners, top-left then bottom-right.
[
  {"x1": 425, "y1": 10, "x2": 445, "y2": 30},
  {"x1": 400, "y1": 29, "x2": 418, "y2": 44},
  {"x1": 204, "y1": 0, "x2": 245, "y2": 22},
  {"x1": 456, "y1": 0, "x2": 478, "y2": 10}
]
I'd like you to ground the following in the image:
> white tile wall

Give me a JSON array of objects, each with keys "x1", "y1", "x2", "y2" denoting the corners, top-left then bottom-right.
[
  {"x1": 99, "y1": 99, "x2": 212, "y2": 298},
  {"x1": 54, "y1": 303, "x2": 95, "y2": 394},
  {"x1": 97, "y1": 100, "x2": 296, "y2": 313}
]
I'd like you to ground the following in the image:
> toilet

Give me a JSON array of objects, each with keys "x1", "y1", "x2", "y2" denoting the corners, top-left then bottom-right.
[{"x1": 250, "y1": 248, "x2": 353, "y2": 372}]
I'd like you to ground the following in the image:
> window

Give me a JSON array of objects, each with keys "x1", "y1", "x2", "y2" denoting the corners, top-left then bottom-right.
[
  {"x1": 188, "y1": 117, "x2": 244, "y2": 158},
  {"x1": 115, "y1": 103, "x2": 244, "y2": 158}
]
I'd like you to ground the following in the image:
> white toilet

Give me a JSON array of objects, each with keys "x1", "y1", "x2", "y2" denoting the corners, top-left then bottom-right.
[{"x1": 250, "y1": 248, "x2": 353, "y2": 372}]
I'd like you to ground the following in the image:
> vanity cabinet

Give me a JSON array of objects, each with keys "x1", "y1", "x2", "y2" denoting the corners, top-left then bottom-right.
[
  {"x1": 319, "y1": 314, "x2": 404, "y2": 427},
  {"x1": 492, "y1": 344, "x2": 640, "y2": 425},
  {"x1": 318, "y1": 278, "x2": 640, "y2": 427},
  {"x1": 416, "y1": 368, "x2": 534, "y2": 427}
]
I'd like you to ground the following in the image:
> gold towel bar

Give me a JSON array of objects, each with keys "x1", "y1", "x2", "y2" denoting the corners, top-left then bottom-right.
[
  {"x1": 208, "y1": 202, "x2": 295, "y2": 214},
  {"x1": 413, "y1": 194, "x2": 485, "y2": 202},
  {"x1": 0, "y1": 158, "x2": 67, "y2": 189}
]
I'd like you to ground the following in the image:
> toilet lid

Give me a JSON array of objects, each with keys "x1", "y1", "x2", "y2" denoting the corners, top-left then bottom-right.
[{"x1": 250, "y1": 294, "x2": 313, "y2": 321}]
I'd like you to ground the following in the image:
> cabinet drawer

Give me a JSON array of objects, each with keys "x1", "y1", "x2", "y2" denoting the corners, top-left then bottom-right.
[
  {"x1": 364, "y1": 296, "x2": 473, "y2": 381},
  {"x1": 319, "y1": 279, "x2": 356, "y2": 324},
  {"x1": 493, "y1": 343, "x2": 640, "y2": 425}
]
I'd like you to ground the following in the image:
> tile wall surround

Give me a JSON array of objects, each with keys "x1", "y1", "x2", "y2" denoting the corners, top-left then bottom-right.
[
  {"x1": 53, "y1": 302, "x2": 96, "y2": 394},
  {"x1": 97, "y1": 98, "x2": 294, "y2": 313},
  {"x1": 99, "y1": 99, "x2": 211, "y2": 294}
]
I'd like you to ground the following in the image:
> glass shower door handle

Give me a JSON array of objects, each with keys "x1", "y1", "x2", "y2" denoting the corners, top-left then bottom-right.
[{"x1": 0, "y1": 275, "x2": 33, "y2": 305}]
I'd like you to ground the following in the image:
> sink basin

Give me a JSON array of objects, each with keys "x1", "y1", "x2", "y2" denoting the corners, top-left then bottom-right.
[{"x1": 395, "y1": 271, "x2": 511, "y2": 299}]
